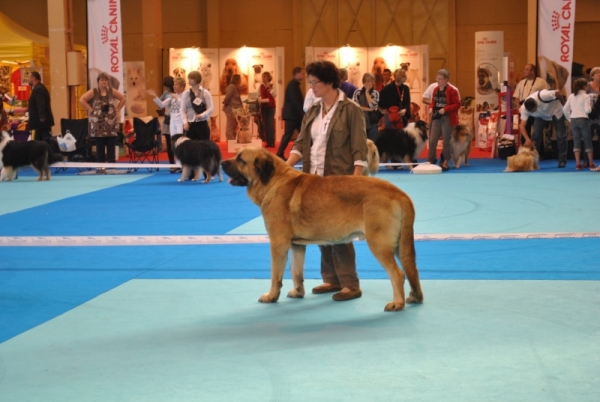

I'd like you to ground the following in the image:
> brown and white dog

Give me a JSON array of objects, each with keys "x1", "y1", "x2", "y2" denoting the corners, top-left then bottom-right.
[
  {"x1": 504, "y1": 143, "x2": 540, "y2": 172},
  {"x1": 450, "y1": 124, "x2": 472, "y2": 168},
  {"x1": 172, "y1": 67, "x2": 186, "y2": 79}
]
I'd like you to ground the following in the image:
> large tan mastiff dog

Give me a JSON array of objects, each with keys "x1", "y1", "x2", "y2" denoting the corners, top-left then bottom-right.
[{"x1": 221, "y1": 147, "x2": 423, "y2": 311}]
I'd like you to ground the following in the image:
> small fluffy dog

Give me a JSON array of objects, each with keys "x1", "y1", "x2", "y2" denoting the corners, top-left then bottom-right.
[
  {"x1": 219, "y1": 58, "x2": 249, "y2": 95},
  {"x1": 362, "y1": 139, "x2": 380, "y2": 176},
  {"x1": 375, "y1": 121, "x2": 428, "y2": 170},
  {"x1": 1, "y1": 131, "x2": 64, "y2": 181},
  {"x1": 504, "y1": 143, "x2": 540, "y2": 172},
  {"x1": 450, "y1": 124, "x2": 472, "y2": 168},
  {"x1": 347, "y1": 62, "x2": 361, "y2": 87},
  {"x1": 199, "y1": 63, "x2": 213, "y2": 92},
  {"x1": 477, "y1": 67, "x2": 494, "y2": 94},
  {"x1": 235, "y1": 112, "x2": 252, "y2": 144},
  {"x1": 171, "y1": 135, "x2": 223, "y2": 183},
  {"x1": 172, "y1": 67, "x2": 186, "y2": 79},
  {"x1": 252, "y1": 64, "x2": 264, "y2": 89}
]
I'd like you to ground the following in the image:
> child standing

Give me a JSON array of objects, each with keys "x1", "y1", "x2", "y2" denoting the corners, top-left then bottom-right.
[{"x1": 563, "y1": 78, "x2": 594, "y2": 170}]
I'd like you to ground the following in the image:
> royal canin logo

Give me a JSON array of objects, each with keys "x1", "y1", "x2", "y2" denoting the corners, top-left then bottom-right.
[
  {"x1": 252, "y1": 53, "x2": 273, "y2": 59},
  {"x1": 399, "y1": 51, "x2": 418, "y2": 57},
  {"x1": 101, "y1": 26, "x2": 109, "y2": 44},
  {"x1": 477, "y1": 37, "x2": 497, "y2": 45},
  {"x1": 317, "y1": 53, "x2": 336, "y2": 59},
  {"x1": 553, "y1": 1, "x2": 573, "y2": 62}
]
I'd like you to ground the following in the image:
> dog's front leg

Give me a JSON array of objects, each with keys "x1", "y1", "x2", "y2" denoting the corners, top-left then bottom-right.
[
  {"x1": 258, "y1": 242, "x2": 289, "y2": 303},
  {"x1": 178, "y1": 166, "x2": 190, "y2": 182},
  {"x1": 287, "y1": 244, "x2": 306, "y2": 298}
]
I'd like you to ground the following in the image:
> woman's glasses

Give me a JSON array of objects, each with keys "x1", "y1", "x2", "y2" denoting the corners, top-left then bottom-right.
[{"x1": 307, "y1": 80, "x2": 322, "y2": 86}]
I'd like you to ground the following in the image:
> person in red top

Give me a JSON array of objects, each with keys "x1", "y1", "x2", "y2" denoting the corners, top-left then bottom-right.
[
  {"x1": 428, "y1": 69, "x2": 461, "y2": 171},
  {"x1": 259, "y1": 71, "x2": 276, "y2": 147}
]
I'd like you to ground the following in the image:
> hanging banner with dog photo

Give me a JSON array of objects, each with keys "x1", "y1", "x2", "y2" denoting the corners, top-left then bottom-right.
[
  {"x1": 474, "y1": 31, "x2": 504, "y2": 111},
  {"x1": 397, "y1": 45, "x2": 427, "y2": 124},
  {"x1": 367, "y1": 47, "x2": 396, "y2": 92},
  {"x1": 169, "y1": 48, "x2": 201, "y2": 84},
  {"x1": 123, "y1": 61, "x2": 147, "y2": 118},
  {"x1": 87, "y1": 0, "x2": 124, "y2": 118},
  {"x1": 538, "y1": 0, "x2": 575, "y2": 97}
]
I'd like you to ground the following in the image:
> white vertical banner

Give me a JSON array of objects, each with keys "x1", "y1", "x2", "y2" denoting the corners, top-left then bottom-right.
[
  {"x1": 474, "y1": 31, "x2": 504, "y2": 111},
  {"x1": 87, "y1": 0, "x2": 124, "y2": 119},
  {"x1": 537, "y1": 0, "x2": 575, "y2": 96}
]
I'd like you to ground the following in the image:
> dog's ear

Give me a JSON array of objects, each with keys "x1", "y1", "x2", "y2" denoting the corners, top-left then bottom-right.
[{"x1": 254, "y1": 155, "x2": 275, "y2": 185}]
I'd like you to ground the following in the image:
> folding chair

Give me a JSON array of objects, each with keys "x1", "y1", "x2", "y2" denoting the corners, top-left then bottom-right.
[
  {"x1": 55, "y1": 118, "x2": 91, "y2": 172},
  {"x1": 124, "y1": 117, "x2": 161, "y2": 172}
]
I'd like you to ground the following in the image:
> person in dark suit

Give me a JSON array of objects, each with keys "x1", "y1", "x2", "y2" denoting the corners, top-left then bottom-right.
[
  {"x1": 277, "y1": 67, "x2": 305, "y2": 160},
  {"x1": 27, "y1": 71, "x2": 55, "y2": 143}
]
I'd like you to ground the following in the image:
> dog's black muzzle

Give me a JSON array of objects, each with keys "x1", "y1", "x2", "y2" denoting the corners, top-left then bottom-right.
[{"x1": 221, "y1": 160, "x2": 249, "y2": 187}]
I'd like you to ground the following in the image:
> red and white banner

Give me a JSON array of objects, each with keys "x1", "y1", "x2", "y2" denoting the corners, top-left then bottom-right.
[
  {"x1": 87, "y1": 0, "x2": 124, "y2": 93},
  {"x1": 538, "y1": 0, "x2": 576, "y2": 96}
]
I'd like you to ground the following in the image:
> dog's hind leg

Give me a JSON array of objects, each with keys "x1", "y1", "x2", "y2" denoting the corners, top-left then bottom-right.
[
  {"x1": 44, "y1": 168, "x2": 51, "y2": 181},
  {"x1": 259, "y1": 240, "x2": 290, "y2": 303},
  {"x1": 366, "y1": 232, "x2": 406, "y2": 311},
  {"x1": 287, "y1": 244, "x2": 306, "y2": 298},
  {"x1": 192, "y1": 167, "x2": 202, "y2": 182},
  {"x1": 217, "y1": 166, "x2": 223, "y2": 182},
  {"x1": 178, "y1": 166, "x2": 190, "y2": 182}
]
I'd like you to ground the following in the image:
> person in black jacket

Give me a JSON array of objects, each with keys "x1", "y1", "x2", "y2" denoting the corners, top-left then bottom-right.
[
  {"x1": 277, "y1": 67, "x2": 305, "y2": 160},
  {"x1": 378, "y1": 69, "x2": 411, "y2": 130},
  {"x1": 27, "y1": 71, "x2": 55, "y2": 143}
]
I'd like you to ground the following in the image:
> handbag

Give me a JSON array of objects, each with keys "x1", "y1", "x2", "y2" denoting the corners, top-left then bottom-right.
[{"x1": 189, "y1": 89, "x2": 208, "y2": 115}]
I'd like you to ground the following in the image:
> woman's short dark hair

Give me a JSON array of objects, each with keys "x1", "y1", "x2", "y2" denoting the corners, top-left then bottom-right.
[
  {"x1": 162, "y1": 76, "x2": 174, "y2": 92},
  {"x1": 96, "y1": 72, "x2": 109, "y2": 83},
  {"x1": 306, "y1": 61, "x2": 340, "y2": 89},
  {"x1": 262, "y1": 71, "x2": 273, "y2": 82}
]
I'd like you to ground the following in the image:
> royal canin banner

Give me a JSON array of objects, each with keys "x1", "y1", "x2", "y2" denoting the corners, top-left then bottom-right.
[
  {"x1": 537, "y1": 0, "x2": 576, "y2": 96},
  {"x1": 87, "y1": 0, "x2": 124, "y2": 94}
]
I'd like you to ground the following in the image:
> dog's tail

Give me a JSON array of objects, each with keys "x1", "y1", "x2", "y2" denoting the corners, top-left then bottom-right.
[
  {"x1": 398, "y1": 196, "x2": 423, "y2": 302},
  {"x1": 366, "y1": 139, "x2": 380, "y2": 176}
]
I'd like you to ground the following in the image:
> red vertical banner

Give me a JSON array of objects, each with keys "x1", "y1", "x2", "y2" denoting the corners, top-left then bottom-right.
[{"x1": 537, "y1": 0, "x2": 576, "y2": 96}]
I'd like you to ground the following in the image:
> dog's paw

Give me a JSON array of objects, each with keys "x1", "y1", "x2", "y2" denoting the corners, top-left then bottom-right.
[
  {"x1": 384, "y1": 301, "x2": 405, "y2": 312},
  {"x1": 406, "y1": 291, "x2": 424, "y2": 304},
  {"x1": 287, "y1": 288, "x2": 305, "y2": 298},
  {"x1": 258, "y1": 293, "x2": 280, "y2": 303}
]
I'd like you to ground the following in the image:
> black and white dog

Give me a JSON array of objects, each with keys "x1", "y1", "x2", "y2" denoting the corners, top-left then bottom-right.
[
  {"x1": 375, "y1": 121, "x2": 428, "y2": 170},
  {"x1": 171, "y1": 134, "x2": 223, "y2": 183},
  {"x1": 1, "y1": 131, "x2": 64, "y2": 181}
]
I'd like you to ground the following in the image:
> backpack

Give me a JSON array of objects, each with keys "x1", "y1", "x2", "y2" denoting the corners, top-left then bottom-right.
[{"x1": 589, "y1": 96, "x2": 600, "y2": 120}]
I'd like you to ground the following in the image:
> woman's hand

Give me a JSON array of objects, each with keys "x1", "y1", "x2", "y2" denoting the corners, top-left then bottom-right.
[
  {"x1": 400, "y1": 108, "x2": 406, "y2": 116},
  {"x1": 146, "y1": 89, "x2": 156, "y2": 97},
  {"x1": 184, "y1": 123, "x2": 190, "y2": 131}
]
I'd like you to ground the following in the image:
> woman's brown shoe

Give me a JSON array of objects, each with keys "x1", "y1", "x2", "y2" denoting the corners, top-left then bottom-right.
[{"x1": 332, "y1": 288, "x2": 362, "y2": 301}]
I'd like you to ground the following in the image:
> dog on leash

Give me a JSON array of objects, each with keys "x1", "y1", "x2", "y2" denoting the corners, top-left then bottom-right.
[
  {"x1": 363, "y1": 139, "x2": 380, "y2": 176},
  {"x1": 221, "y1": 147, "x2": 423, "y2": 311},
  {"x1": 171, "y1": 135, "x2": 223, "y2": 183},
  {"x1": 504, "y1": 142, "x2": 540, "y2": 172},
  {"x1": 1, "y1": 131, "x2": 64, "y2": 181},
  {"x1": 450, "y1": 124, "x2": 472, "y2": 168},
  {"x1": 375, "y1": 121, "x2": 428, "y2": 170}
]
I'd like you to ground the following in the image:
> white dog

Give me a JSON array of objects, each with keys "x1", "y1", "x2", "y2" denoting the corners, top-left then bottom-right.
[
  {"x1": 400, "y1": 63, "x2": 420, "y2": 90},
  {"x1": 252, "y1": 64, "x2": 264, "y2": 89},
  {"x1": 347, "y1": 62, "x2": 361, "y2": 87},
  {"x1": 199, "y1": 63, "x2": 213, "y2": 92}
]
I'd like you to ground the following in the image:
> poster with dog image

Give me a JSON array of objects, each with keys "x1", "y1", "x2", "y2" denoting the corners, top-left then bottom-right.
[
  {"x1": 397, "y1": 46, "x2": 422, "y2": 92},
  {"x1": 474, "y1": 31, "x2": 504, "y2": 111},
  {"x1": 537, "y1": 0, "x2": 575, "y2": 97},
  {"x1": 199, "y1": 49, "x2": 220, "y2": 142},
  {"x1": 339, "y1": 47, "x2": 367, "y2": 89},
  {"x1": 124, "y1": 61, "x2": 147, "y2": 118},
  {"x1": 367, "y1": 48, "x2": 395, "y2": 92},
  {"x1": 169, "y1": 48, "x2": 201, "y2": 84},
  {"x1": 218, "y1": 49, "x2": 250, "y2": 96}
]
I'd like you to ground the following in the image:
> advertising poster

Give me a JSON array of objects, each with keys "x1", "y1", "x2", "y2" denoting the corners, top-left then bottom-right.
[
  {"x1": 367, "y1": 47, "x2": 396, "y2": 92},
  {"x1": 199, "y1": 48, "x2": 220, "y2": 141},
  {"x1": 123, "y1": 61, "x2": 147, "y2": 118},
  {"x1": 87, "y1": 0, "x2": 124, "y2": 118},
  {"x1": 538, "y1": 0, "x2": 575, "y2": 96},
  {"x1": 397, "y1": 46, "x2": 422, "y2": 92},
  {"x1": 339, "y1": 47, "x2": 368, "y2": 88},
  {"x1": 474, "y1": 31, "x2": 504, "y2": 111},
  {"x1": 168, "y1": 48, "x2": 201, "y2": 85}
]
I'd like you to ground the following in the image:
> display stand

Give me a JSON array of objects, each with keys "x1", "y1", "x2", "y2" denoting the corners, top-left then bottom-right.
[{"x1": 494, "y1": 86, "x2": 521, "y2": 157}]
